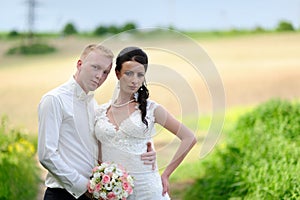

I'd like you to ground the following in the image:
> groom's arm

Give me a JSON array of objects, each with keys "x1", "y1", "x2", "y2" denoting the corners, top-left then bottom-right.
[{"x1": 140, "y1": 142, "x2": 156, "y2": 170}]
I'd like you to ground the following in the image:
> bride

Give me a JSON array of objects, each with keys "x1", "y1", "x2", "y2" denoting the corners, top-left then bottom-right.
[{"x1": 94, "y1": 47, "x2": 196, "y2": 199}]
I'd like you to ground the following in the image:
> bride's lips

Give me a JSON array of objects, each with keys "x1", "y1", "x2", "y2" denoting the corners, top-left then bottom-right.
[{"x1": 129, "y1": 86, "x2": 137, "y2": 90}]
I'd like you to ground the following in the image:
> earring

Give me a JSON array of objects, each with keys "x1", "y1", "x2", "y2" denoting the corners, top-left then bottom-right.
[
  {"x1": 134, "y1": 92, "x2": 139, "y2": 101},
  {"x1": 117, "y1": 80, "x2": 120, "y2": 89}
]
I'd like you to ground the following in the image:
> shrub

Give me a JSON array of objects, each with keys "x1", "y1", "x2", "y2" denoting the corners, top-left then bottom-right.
[
  {"x1": 186, "y1": 99, "x2": 300, "y2": 199},
  {"x1": 7, "y1": 30, "x2": 20, "y2": 38},
  {"x1": 0, "y1": 116, "x2": 40, "y2": 200},
  {"x1": 6, "y1": 43, "x2": 56, "y2": 55},
  {"x1": 93, "y1": 22, "x2": 138, "y2": 36}
]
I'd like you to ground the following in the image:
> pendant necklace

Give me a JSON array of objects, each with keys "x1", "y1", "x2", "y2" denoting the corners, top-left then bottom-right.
[{"x1": 111, "y1": 99, "x2": 135, "y2": 108}]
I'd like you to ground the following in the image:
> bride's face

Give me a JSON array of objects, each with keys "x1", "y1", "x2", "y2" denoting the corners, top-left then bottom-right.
[{"x1": 117, "y1": 61, "x2": 145, "y2": 95}]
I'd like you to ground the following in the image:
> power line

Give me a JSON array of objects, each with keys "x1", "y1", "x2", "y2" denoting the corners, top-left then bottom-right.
[{"x1": 26, "y1": 0, "x2": 39, "y2": 36}]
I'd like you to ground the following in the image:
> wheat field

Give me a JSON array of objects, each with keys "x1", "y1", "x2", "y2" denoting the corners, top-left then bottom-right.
[{"x1": 1, "y1": 33, "x2": 299, "y2": 133}]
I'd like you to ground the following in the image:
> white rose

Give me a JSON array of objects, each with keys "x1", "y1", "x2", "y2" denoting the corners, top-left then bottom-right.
[
  {"x1": 89, "y1": 180, "x2": 96, "y2": 189},
  {"x1": 100, "y1": 192, "x2": 107, "y2": 199},
  {"x1": 93, "y1": 172, "x2": 101, "y2": 178},
  {"x1": 115, "y1": 168, "x2": 123, "y2": 176},
  {"x1": 112, "y1": 185, "x2": 122, "y2": 195},
  {"x1": 104, "y1": 166, "x2": 114, "y2": 174},
  {"x1": 112, "y1": 173, "x2": 118, "y2": 179},
  {"x1": 105, "y1": 182, "x2": 113, "y2": 190},
  {"x1": 122, "y1": 191, "x2": 129, "y2": 198},
  {"x1": 93, "y1": 191, "x2": 100, "y2": 199},
  {"x1": 127, "y1": 176, "x2": 134, "y2": 185}
]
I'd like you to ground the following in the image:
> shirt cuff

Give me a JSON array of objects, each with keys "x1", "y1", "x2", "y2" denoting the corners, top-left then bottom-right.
[{"x1": 66, "y1": 176, "x2": 89, "y2": 198}]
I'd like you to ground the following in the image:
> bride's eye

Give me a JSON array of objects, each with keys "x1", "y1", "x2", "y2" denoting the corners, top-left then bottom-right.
[
  {"x1": 124, "y1": 71, "x2": 133, "y2": 77},
  {"x1": 137, "y1": 73, "x2": 145, "y2": 78}
]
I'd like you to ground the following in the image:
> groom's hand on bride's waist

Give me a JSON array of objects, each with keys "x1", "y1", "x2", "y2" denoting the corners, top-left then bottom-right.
[{"x1": 140, "y1": 142, "x2": 156, "y2": 170}]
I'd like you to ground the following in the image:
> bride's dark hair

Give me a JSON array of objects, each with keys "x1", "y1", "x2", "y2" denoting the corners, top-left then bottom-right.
[{"x1": 115, "y1": 47, "x2": 149, "y2": 127}]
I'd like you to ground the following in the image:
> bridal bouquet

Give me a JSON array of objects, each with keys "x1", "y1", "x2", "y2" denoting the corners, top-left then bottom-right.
[{"x1": 88, "y1": 162, "x2": 134, "y2": 200}]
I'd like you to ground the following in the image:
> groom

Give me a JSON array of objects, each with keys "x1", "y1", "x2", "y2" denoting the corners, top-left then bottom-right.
[{"x1": 38, "y1": 44, "x2": 156, "y2": 200}]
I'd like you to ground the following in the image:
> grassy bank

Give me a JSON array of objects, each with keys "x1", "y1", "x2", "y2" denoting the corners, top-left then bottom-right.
[{"x1": 181, "y1": 99, "x2": 300, "y2": 199}]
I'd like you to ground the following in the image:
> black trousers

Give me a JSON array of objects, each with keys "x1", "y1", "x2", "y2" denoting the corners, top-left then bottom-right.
[{"x1": 43, "y1": 187, "x2": 90, "y2": 200}]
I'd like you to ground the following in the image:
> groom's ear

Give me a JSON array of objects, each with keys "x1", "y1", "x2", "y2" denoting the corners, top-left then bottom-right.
[{"x1": 77, "y1": 60, "x2": 82, "y2": 71}]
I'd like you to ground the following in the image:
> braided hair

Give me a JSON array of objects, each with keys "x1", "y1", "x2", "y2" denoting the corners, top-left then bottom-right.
[{"x1": 115, "y1": 47, "x2": 149, "y2": 127}]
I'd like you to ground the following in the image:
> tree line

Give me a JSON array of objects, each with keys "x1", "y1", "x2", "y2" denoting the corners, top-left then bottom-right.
[{"x1": 5, "y1": 20, "x2": 298, "y2": 38}]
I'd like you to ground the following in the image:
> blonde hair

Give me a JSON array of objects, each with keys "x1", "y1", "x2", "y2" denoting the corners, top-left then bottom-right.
[{"x1": 80, "y1": 44, "x2": 114, "y2": 61}]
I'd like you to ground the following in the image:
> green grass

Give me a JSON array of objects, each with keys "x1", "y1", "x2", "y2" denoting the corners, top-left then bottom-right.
[
  {"x1": 2, "y1": 28, "x2": 299, "y2": 43},
  {"x1": 183, "y1": 99, "x2": 300, "y2": 199},
  {"x1": 183, "y1": 29, "x2": 300, "y2": 40}
]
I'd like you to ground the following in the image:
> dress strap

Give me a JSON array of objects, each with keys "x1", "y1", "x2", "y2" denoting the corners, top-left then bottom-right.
[{"x1": 146, "y1": 100, "x2": 159, "y2": 122}]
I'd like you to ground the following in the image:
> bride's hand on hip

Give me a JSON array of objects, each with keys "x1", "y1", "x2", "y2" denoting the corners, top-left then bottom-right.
[{"x1": 161, "y1": 174, "x2": 170, "y2": 196}]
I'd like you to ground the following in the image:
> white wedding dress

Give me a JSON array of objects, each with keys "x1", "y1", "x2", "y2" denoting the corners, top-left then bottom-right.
[{"x1": 95, "y1": 100, "x2": 170, "y2": 200}]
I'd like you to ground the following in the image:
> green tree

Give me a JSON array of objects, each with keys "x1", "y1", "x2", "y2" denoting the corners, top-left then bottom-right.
[
  {"x1": 253, "y1": 26, "x2": 265, "y2": 33},
  {"x1": 276, "y1": 20, "x2": 295, "y2": 31},
  {"x1": 121, "y1": 22, "x2": 137, "y2": 32},
  {"x1": 62, "y1": 22, "x2": 78, "y2": 35},
  {"x1": 94, "y1": 25, "x2": 108, "y2": 36},
  {"x1": 107, "y1": 25, "x2": 120, "y2": 34}
]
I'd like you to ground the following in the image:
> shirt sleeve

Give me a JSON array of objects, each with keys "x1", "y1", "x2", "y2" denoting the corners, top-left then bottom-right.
[{"x1": 38, "y1": 95, "x2": 88, "y2": 198}]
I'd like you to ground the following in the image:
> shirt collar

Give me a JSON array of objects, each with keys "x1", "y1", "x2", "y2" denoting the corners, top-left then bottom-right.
[{"x1": 71, "y1": 77, "x2": 94, "y2": 101}]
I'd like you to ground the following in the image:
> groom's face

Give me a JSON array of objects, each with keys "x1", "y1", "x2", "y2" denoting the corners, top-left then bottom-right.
[{"x1": 77, "y1": 50, "x2": 112, "y2": 93}]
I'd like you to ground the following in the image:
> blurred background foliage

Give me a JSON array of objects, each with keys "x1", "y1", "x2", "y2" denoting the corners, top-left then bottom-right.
[
  {"x1": 1, "y1": 19, "x2": 298, "y2": 56},
  {"x1": 0, "y1": 116, "x2": 40, "y2": 200}
]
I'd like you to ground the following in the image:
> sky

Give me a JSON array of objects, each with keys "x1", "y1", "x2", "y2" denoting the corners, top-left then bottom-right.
[{"x1": 1, "y1": 0, "x2": 300, "y2": 32}]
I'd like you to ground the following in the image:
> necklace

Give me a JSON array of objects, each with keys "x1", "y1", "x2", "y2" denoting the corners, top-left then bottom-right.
[{"x1": 111, "y1": 99, "x2": 135, "y2": 108}]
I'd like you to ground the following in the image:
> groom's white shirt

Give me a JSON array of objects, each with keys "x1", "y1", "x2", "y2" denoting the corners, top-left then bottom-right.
[{"x1": 38, "y1": 77, "x2": 98, "y2": 198}]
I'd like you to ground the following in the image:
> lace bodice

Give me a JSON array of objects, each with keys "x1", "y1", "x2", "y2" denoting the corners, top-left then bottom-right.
[{"x1": 95, "y1": 100, "x2": 158, "y2": 155}]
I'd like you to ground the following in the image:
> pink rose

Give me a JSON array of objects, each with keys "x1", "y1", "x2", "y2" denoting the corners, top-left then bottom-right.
[
  {"x1": 123, "y1": 172, "x2": 128, "y2": 178},
  {"x1": 107, "y1": 192, "x2": 116, "y2": 199},
  {"x1": 95, "y1": 183, "x2": 102, "y2": 192},
  {"x1": 87, "y1": 182, "x2": 93, "y2": 193},
  {"x1": 92, "y1": 166, "x2": 98, "y2": 173},
  {"x1": 123, "y1": 182, "x2": 133, "y2": 194},
  {"x1": 102, "y1": 174, "x2": 111, "y2": 184}
]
